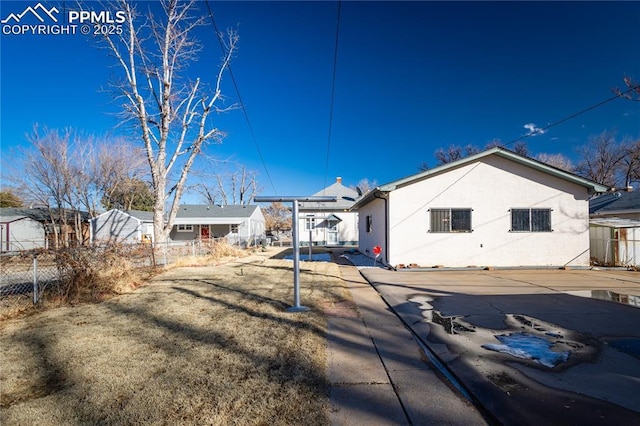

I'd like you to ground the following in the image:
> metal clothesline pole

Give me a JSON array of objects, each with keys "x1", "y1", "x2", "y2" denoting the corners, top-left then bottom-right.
[{"x1": 255, "y1": 195, "x2": 336, "y2": 312}]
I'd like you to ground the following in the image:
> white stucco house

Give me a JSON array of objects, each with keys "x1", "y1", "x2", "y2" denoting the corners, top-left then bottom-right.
[
  {"x1": 352, "y1": 147, "x2": 608, "y2": 268},
  {"x1": 298, "y1": 177, "x2": 360, "y2": 246},
  {"x1": 91, "y1": 209, "x2": 154, "y2": 244}
]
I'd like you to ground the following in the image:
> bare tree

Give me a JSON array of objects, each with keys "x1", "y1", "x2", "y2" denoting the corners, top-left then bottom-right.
[
  {"x1": 263, "y1": 202, "x2": 291, "y2": 232},
  {"x1": 196, "y1": 163, "x2": 260, "y2": 205},
  {"x1": 617, "y1": 76, "x2": 640, "y2": 101},
  {"x1": 102, "y1": 0, "x2": 238, "y2": 243},
  {"x1": 96, "y1": 142, "x2": 148, "y2": 211},
  {"x1": 350, "y1": 178, "x2": 377, "y2": 196},
  {"x1": 511, "y1": 142, "x2": 529, "y2": 157},
  {"x1": 535, "y1": 153, "x2": 576, "y2": 172},
  {"x1": 11, "y1": 127, "x2": 147, "y2": 246},
  {"x1": 432, "y1": 141, "x2": 530, "y2": 167},
  {"x1": 575, "y1": 131, "x2": 627, "y2": 187},
  {"x1": 619, "y1": 138, "x2": 640, "y2": 188},
  {"x1": 17, "y1": 128, "x2": 77, "y2": 247},
  {"x1": 434, "y1": 144, "x2": 480, "y2": 166}
]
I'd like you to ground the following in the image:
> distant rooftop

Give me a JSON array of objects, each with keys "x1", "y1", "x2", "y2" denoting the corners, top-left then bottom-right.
[
  {"x1": 175, "y1": 204, "x2": 259, "y2": 219},
  {"x1": 299, "y1": 177, "x2": 360, "y2": 211},
  {"x1": 0, "y1": 207, "x2": 90, "y2": 222},
  {"x1": 590, "y1": 189, "x2": 640, "y2": 215}
]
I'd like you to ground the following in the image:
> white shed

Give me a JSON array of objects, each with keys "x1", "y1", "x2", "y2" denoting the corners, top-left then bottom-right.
[{"x1": 589, "y1": 218, "x2": 640, "y2": 267}]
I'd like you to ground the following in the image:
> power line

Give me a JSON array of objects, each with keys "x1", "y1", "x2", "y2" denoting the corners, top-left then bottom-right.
[
  {"x1": 504, "y1": 84, "x2": 640, "y2": 148},
  {"x1": 204, "y1": 0, "x2": 278, "y2": 195},
  {"x1": 322, "y1": 0, "x2": 342, "y2": 194}
]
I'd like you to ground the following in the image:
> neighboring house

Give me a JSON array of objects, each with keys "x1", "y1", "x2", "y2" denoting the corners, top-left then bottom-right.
[
  {"x1": 589, "y1": 189, "x2": 640, "y2": 220},
  {"x1": 0, "y1": 209, "x2": 45, "y2": 251},
  {"x1": 91, "y1": 209, "x2": 154, "y2": 244},
  {"x1": 298, "y1": 177, "x2": 360, "y2": 246},
  {"x1": 351, "y1": 147, "x2": 608, "y2": 268},
  {"x1": 169, "y1": 204, "x2": 265, "y2": 246},
  {"x1": 0, "y1": 207, "x2": 90, "y2": 251}
]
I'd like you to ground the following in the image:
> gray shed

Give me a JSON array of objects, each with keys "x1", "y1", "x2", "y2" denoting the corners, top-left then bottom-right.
[{"x1": 589, "y1": 218, "x2": 640, "y2": 267}]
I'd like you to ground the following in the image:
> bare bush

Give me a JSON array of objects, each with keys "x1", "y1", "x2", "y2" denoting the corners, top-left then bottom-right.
[{"x1": 50, "y1": 245, "x2": 151, "y2": 303}]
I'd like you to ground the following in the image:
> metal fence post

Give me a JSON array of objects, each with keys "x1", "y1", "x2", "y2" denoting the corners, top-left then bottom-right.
[{"x1": 32, "y1": 254, "x2": 38, "y2": 305}]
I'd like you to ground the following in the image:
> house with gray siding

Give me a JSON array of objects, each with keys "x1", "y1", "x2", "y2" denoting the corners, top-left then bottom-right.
[
  {"x1": 0, "y1": 208, "x2": 90, "y2": 251},
  {"x1": 170, "y1": 204, "x2": 265, "y2": 246},
  {"x1": 0, "y1": 209, "x2": 46, "y2": 251},
  {"x1": 92, "y1": 205, "x2": 265, "y2": 246}
]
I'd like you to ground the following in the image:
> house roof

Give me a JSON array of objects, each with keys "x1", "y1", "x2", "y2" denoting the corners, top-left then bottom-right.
[
  {"x1": 590, "y1": 190, "x2": 640, "y2": 215},
  {"x1": 0, "y1": 207, "x2": 90, "y2": 223},
  {"x1": 175, "y1": 204, "x2": 260, "y2": 219},
  {"x1": 590, "y1": 217, "x2": 640, "y2": 228},
  {"x1": 299, "y1": 179, "x2": 360, "y2": 211},
  {"x1": 352, "y1": 147, "x2": 610, "y2": 209},
  {"x1": 90, "y1": 209, "x2": 153, "y2": 223},
  {"x1": 123, "y1": 210, "x2": 154, "y2": 222}
]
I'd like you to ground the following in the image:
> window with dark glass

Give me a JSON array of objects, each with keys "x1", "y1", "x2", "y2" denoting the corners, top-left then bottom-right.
[
  {"x1": 511, "y1": 208, "x2": 551, "y2": 232},
  {"x1": 430, "y1": 208, "x2": 472, "y2": 232},
  {"x1": 305, "y1": 217, "x2": 316, "y2": 231},
  {"x1": 366, "y1": 215, "x2": 373, "y2": 233}
]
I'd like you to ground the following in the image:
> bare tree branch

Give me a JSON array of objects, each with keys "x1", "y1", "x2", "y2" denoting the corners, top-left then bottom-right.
[{"x1": 102, "y1": 0, "x2": 238, "y2": 242}]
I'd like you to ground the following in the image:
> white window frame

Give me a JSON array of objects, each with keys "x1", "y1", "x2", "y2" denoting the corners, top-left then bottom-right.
[
  {"x1": 230, "y1": 224, "x2": 239, "y2": 233},
  {"x1": 177, "y1": 224, "x2": 193, "y2": 232}
]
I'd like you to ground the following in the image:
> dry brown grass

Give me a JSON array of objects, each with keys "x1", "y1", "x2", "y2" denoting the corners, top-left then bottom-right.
[
  {"x1": 1, "y1": 241, "x2": 246, "y2": 321},
  {"x1": 0, "y1": 247, "x2": 350, "y2": 425}
]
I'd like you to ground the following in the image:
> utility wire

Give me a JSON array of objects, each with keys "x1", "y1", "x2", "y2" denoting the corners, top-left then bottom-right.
[
  {"x1": 322, "y1": 0, "x2": 342, "y2": 194},
  {"x1": 504, "y1": 85, "x2": 640, "y2": 148},
  {"x1": 406, "y1": 86, "x2": 640, "y2": 227},
  {"x1": 205, "y1": 0, "x2": 278, "y2": 195}
]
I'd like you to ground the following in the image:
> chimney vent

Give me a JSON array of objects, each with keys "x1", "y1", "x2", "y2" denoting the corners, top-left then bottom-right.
[{"x1": 336, "y1": 177, "x2": 342, "y2": 184}]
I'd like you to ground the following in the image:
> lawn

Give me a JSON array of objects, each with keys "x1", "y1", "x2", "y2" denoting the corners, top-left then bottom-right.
[{"x1": 0, "y1": 248, "x2": 350, "y2": 425}]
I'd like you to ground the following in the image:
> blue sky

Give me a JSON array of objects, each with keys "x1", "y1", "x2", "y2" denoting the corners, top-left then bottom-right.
[{"x1": 1, "y1": 0, "x2": 640, "y2": 201}]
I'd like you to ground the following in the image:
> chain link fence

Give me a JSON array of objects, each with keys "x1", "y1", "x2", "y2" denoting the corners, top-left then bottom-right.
[
  {"x1": 0, "y1": 252, "x2": 56, "y2": 301},
  {"x1": 0, "y1": 239, "x2": 254, "y2": 318}
]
